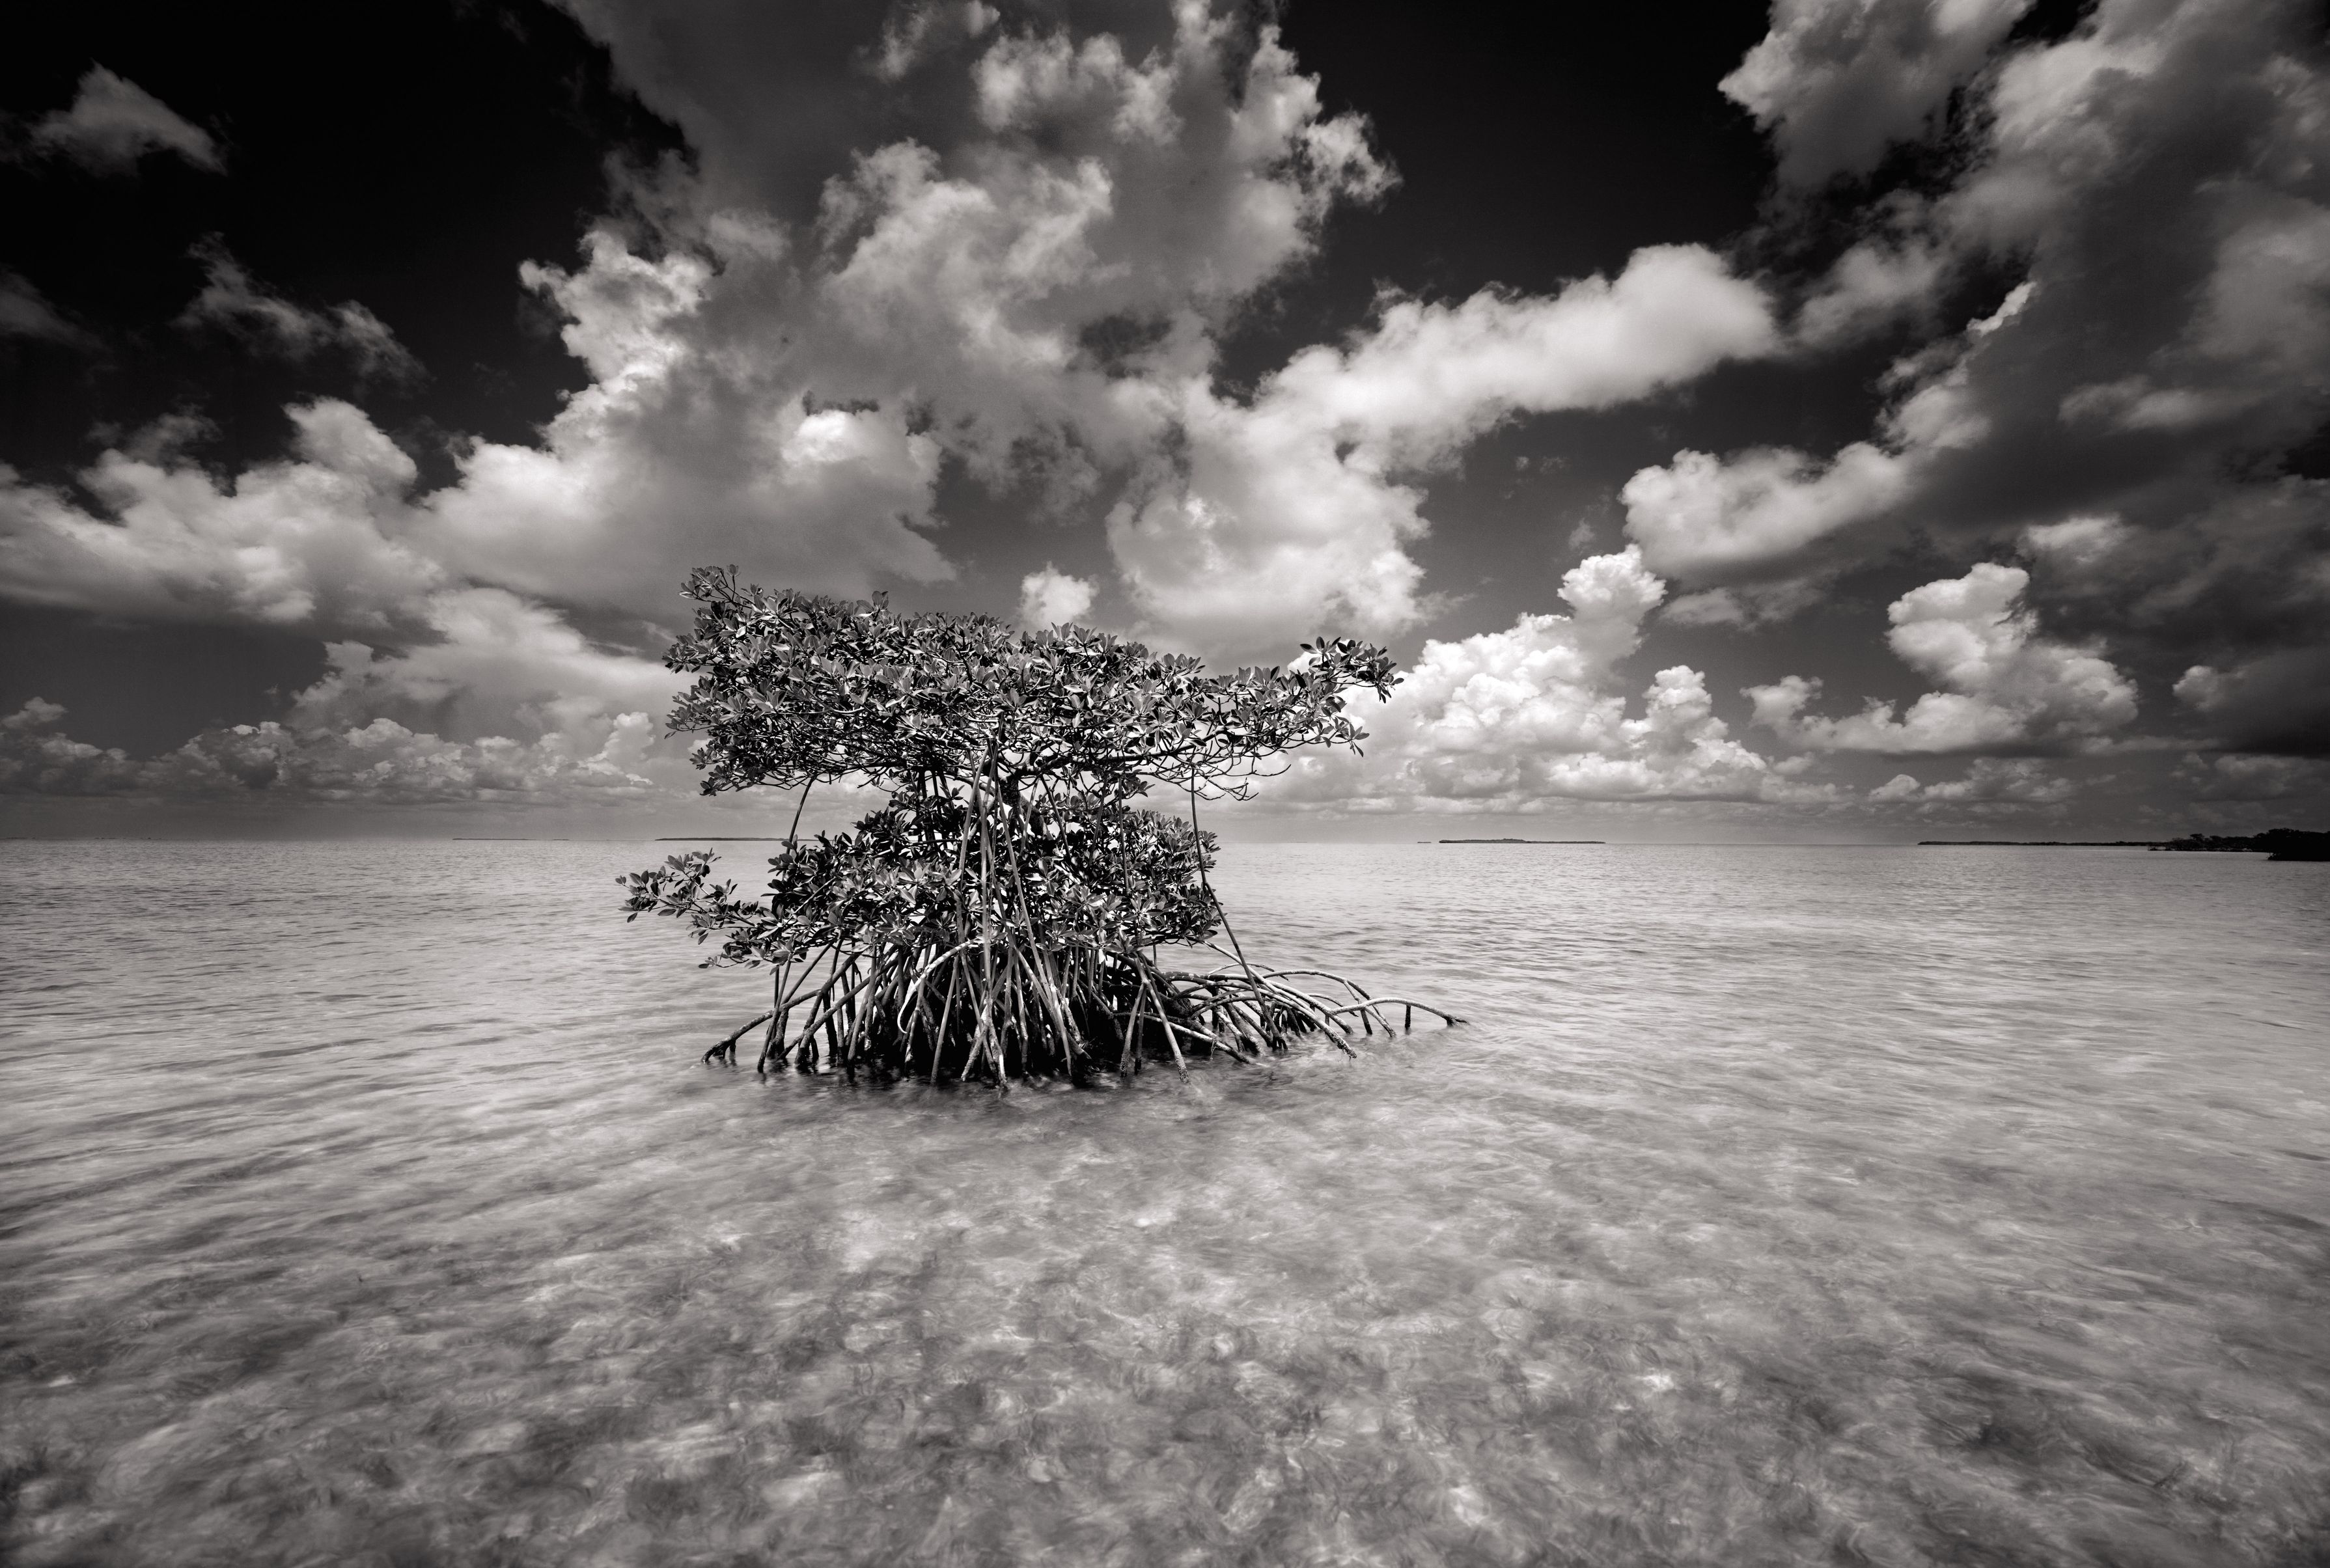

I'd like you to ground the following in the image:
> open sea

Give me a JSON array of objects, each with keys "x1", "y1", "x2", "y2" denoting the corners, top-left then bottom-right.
[{"x1": 2, "y1": 839, "x2": 2327, "y2": 1567}]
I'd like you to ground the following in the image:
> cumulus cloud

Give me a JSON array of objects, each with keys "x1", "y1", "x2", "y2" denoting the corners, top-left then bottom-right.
[
  {"x1": 1721, "y1": 0, "x2": 2031, "y2": 186},
  {"x1": 0, "y1": 386, "x2": 687, "y2": 808},
  {"x1": 2019, "y1": 513, "x2": 2130, "y2": 571},
  {"x1": 416, "y1": 230, "x2": 951, "y2": 609},
  {"x1": 178, "y1": 243, "x2": 423, "y2": 381},
  {"x1": 7, "y1": 5, "x2": 1509, "y2": 818},
  {"x1": 1114, "y1": 245, "x2": 1778, "y2": 652},
  {"x1": 1624, "y1": 441, "x2": 1912, "y2": 583},
  {"x1": 0, "y1": 697, "x2": 665, "y2": 805},
  {"x1": 1265, "y1": 549, "x2": 1821, "y2": 812},
  {"x1": 33, "y1": 4, "x2": 2185, "y2": 827},
  {"x1": 1103, "y1": 381, "x2": 1439, "y2": 653},
  {"x1": 1625, "y1": 277, "x2": 2027, "y2": 584},
  {"x1": 285, "y1": 588, "x2": 681, "y2": 741},
  {"x1": 1258, "y1": 246, "x2": 1778, "y2": 467},
  {"x1": 1793, "y1": 225, "x2": 1949, "y2": 344},
  {"x1": 22, "y1": 3, "x2": 1760, "y2": 667},
  {"x1": 0, "y1": 400, "x2": 443, "y2": 629},
  {"x1": 413, "y1": 5, "x2": 1785, "y2": 659},
  {"x1": 1867, "y1": 756, "x2": 2075, "y2": 806},
  {"x1": 29, "y1": 66, "x2": 222, "y2": 173},
  {"x1": 404, "y1": 7, "x2": 1400, "y2": 629},
  {"x1": 1747, "y1": 562, "x2": 2137, "y2": 754},
  {"x1": 1656, "y1": 0, "x2": 2330, "y2": 767},
  {"x1": 1018, "y1": 565, "x2": 1096, "y2": 628},
  {"x1": 873, "y1": 1, "x2": 999, "y2": 82},
  {"x1": 805, "y1": 11, "x2": 1396, "y2": 425},
  {"x1": 1, "y1": 584, "x2": 682, "y2": 808},
  {"x1": 0, "y1": 699, "x2": 146, "y2": 796}
]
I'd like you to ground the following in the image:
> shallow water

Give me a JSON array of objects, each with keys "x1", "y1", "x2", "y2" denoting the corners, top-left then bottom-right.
[{"x1": 3, "y1": 839, "x2": 2327, "y2": 1567}]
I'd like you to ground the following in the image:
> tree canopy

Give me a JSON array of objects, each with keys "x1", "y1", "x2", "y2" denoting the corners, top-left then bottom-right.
[{"x1": 664, "y1": 566, "x2": 1396, "y2": 804}]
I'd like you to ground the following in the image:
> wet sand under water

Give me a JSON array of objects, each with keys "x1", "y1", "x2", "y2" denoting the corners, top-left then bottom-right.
[{"x1": 2, "y1": 840, "x2": 2327, "y2": 1566}]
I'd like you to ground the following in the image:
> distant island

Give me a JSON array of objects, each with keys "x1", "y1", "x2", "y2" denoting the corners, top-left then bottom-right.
[
  {"x1": 1919, "y1": 840, "x2": 2164, "y2": 847},
  {"x1": 2154, "y1": 829, "x2": 2329, "y2": 860},
  {"x1": 1921, "y1": 829, "x2": 2328, "y2": 861}
]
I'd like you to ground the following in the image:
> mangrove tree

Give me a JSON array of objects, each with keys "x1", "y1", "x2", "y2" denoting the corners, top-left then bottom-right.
[{"x1": 621, "y1": 568, "x2": 1458, "y2": 1087}]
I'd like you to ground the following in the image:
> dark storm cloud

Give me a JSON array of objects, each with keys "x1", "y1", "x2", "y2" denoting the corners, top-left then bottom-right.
[{"x1": 2174, "y1": 646, "x2": 2330, "y2": 760}]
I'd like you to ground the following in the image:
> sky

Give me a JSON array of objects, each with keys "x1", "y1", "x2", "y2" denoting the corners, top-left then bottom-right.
[{"x1": 2, "y1": 0, "x2": 2325, "y2": 842}]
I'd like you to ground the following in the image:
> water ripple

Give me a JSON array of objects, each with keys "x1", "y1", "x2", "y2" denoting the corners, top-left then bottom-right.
[{"x1": 2, "y1": 840, "x2": 2326, "y2": 1565}]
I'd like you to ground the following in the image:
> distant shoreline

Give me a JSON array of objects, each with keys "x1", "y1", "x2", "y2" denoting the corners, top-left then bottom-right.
[
  {"x1": 1434, "y1": 838, "x2": 1603, "y2": 844},
  {"x1": 1922, "y1": 829, "x2": 2327, "y2": 861}
]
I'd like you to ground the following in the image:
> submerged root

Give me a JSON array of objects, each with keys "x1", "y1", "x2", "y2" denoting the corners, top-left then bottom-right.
[
  {"x1": 704, "y1": 1011, "x2": 773, "y2": 1066},
  {"x1": 704, "y1": 935, "x2": 1460, "y2": 1088}
]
